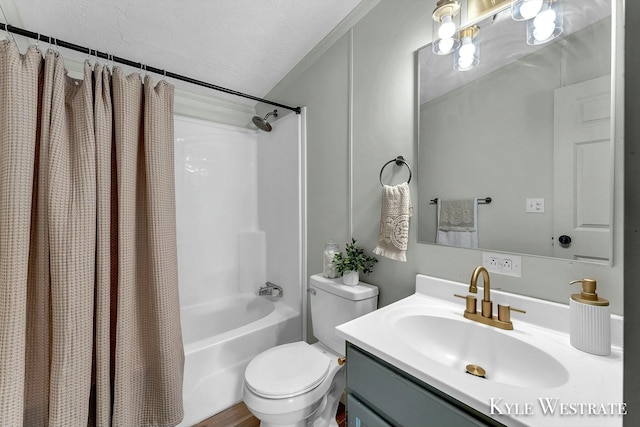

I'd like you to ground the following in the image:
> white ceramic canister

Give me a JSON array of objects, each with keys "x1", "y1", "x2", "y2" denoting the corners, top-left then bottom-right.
[{"x1": 569, "y1": 278, "x2": 611, "y2": 356}]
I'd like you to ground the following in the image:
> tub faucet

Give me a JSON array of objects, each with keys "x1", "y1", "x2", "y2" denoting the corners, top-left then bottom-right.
[
  {"x1": 259, "y1": 282, "x2": 283, "y2": 298},
  {"x1": 453, "y1": 265, "x2": 526, "y2": 330}
]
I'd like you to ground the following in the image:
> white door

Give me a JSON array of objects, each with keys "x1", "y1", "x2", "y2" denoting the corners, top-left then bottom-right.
[{"x1": 553, "y1": 75, "x2": 612, "y2": 262}]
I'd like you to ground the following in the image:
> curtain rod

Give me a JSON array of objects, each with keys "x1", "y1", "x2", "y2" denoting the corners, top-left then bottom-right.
[{"x1": 0, "y1": 22, "x2": 302, "y2": 114}]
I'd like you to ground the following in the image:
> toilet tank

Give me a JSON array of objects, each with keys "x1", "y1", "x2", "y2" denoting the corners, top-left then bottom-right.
[{"x1": 309, "y1": 274, "x2": 378, "y2": 355}]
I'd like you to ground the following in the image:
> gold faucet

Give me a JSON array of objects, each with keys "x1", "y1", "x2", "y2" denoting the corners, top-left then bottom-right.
[
  {"x1": 470, "y1": 265, "x2": 493, "y2": 318},
  {"x1": 454, "y1": 266, "x2": 526, "y2": 330}
]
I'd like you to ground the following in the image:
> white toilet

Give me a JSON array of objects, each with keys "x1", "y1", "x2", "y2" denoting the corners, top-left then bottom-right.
[{"x1": 242, "y1": 274, "x2": 379, "y2": 427}]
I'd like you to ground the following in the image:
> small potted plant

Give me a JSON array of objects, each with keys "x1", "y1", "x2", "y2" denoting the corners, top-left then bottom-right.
[{"x1": 332, "y1": 238, "x2": 378, "y2": 286}]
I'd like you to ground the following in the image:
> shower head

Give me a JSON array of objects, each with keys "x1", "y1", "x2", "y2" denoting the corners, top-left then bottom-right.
[{"x1": 252, "y1": 109, "x2": 278, "y2": 132}]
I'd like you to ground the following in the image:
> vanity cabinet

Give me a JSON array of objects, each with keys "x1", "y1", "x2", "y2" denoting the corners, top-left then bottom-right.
[{"x1": 346, "y1": 343, "x2": 504, "y2": 427}]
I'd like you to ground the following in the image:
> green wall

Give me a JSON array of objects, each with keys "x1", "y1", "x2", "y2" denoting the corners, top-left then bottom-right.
[
  {"x1": 266, "y1": 30, "x2": 353, "y2": 284},
  {"x1": 266, "y1": 0, "x2": 623, "y2": 315}
]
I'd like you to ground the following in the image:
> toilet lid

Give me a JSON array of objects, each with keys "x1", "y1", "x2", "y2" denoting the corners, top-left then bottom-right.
[{"x1": 245, "y1": 342, "x2": 331, "y2": 399}]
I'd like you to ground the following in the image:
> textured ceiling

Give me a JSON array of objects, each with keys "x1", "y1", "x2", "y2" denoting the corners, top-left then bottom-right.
[{"x1": 5, "y1": 0, "x2": 365, "y2": 104}]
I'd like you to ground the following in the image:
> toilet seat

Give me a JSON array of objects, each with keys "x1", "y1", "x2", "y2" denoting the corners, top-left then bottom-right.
[{"x1": 244, "y1": 342, "x2": 331, "y2": 399}]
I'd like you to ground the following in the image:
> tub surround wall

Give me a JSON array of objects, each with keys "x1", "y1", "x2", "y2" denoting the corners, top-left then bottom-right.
[
  {"x1": 175, "y1": 116, "x2": 259, "y2": 307},
  {"x1": 174, "y1": 112, "x2": 305, "y2": 424},
  {"x1": 175, "y1": 113, "x2": 305, "y2": 314},
  {"x1": 238, "y1": 231, "x2": 267, "y2": 295},
  {"x1": 258, "y1": 111, "x2": 306, "y2": 323},
  {"x1": 174, "y1": 88, "x2": 258, "y2": 129}
]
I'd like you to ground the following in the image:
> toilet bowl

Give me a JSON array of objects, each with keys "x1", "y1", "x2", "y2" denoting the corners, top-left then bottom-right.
[
  {"x1": 242, "y1": 275, "x2": 378, "y2": 427},
  {"x1": 242, "y1": 342, "x2": 345, "y2": 427}
]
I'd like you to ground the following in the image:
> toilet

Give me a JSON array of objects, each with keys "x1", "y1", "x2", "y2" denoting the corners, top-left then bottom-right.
[{"x1": 242, "y1": 274, "x2": 379, "y2": 427}]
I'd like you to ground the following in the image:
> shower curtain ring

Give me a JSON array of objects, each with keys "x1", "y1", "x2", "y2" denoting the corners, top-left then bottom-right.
[
  {"x1": 0, "y1": 3, "x2": 14, "y2": 41},
  {"x1": 5, "y1": 25, "x2": 15, "y2": 42},
  {"x1": 34, "y1": 33, "x2": 39, "y2": 51}
]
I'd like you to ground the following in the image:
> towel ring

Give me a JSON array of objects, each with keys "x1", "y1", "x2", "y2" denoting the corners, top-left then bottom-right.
[{"x1": 380, "y1": 156, "x2": 412, "y2": 187}]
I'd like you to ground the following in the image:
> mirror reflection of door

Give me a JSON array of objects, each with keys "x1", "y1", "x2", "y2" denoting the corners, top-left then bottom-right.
[{"x1": 553, "y1": 75, "x2": 611, "y2": 262}]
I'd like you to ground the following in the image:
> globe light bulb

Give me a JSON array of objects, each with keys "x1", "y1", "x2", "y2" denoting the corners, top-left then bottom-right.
[
  {"x1": 438, "y1": 37, "x2": 455, "y2": 54},
  {"x1": 533, "y1": 23, "x2": 555, "y2": 41},
  {"x1": 458, "y1": 37, "x2": 476, "y2": 57},
  {"x1": 533, "y1": 8, "x2": 557, "y2": 41},
  {"x1": 457, "y1": 55, "x2": 474, "y2": 70},
  {"x1": 438, "y1": 14, "x2": 456, "y2": 40},
  {"x1": 533, "y1": 8, "x2": 556, "y2": 28},
  {"x1": 519, "y1": 0, "x2": 544, "y2": 20}
]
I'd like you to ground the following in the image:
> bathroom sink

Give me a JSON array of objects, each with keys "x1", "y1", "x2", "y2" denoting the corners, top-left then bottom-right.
[
  {"x1": 336, "y1": 274, "x2": 623, "y2": 427},
  {"x1": 392, "y1": 311, "x2": 569, "y2": 389}
]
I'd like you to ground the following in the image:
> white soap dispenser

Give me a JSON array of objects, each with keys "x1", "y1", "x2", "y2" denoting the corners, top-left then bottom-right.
[{"x1": 569, "y1": 278, "x2": 610, "y2": 356}]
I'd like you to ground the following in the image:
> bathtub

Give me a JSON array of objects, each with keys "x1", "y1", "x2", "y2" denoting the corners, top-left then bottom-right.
[{"x1": 178, "y1": 293, "x2": 301, "y2": 426}]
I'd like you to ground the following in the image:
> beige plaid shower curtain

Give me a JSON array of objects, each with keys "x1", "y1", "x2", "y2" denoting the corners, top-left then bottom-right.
[{"x1": 0, "y1": 41, "x2": 184, "y2": 426}]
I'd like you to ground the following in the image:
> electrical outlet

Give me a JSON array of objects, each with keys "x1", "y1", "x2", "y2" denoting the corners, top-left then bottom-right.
[
  {"x1": 526, "y1": 198, "x2": 545, "y2": 213},
  {"x1": 482, "y1": 252, "x2": 522, "y2": 277}
]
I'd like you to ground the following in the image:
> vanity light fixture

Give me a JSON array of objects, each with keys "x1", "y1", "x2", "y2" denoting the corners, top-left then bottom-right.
[
  {"x1": 432, "y1": 0, "x2": 562, "y2": 71},
  {"x1": 432, "y1": 0, "x2": 461, "y2": 55},
  {"x1": 526, "y1": 0, "x2": 563, "y2": 45},
  {"x1": 454, "y1": 25, "x2": 480, "y2": 71},
  {"x1": 467, "y1": 0, "x2": 511, "y2": 22}
]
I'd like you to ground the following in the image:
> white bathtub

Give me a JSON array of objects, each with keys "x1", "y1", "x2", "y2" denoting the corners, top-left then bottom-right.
[{"x1": 178, "y1": 293, "x2": 301, "y2": 426}]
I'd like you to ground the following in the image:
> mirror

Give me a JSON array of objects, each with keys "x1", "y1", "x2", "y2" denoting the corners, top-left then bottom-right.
[{"x1": 417, "y1": 0, "x2": 614, "y2": 263}]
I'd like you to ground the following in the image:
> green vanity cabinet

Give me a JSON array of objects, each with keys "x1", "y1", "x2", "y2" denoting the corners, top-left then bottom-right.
[
  {"x1": 345, "y1": 343, "x2": 504, "y2": 427},
  {"x1": 347, "y1": 394, "x2": 394, "y2": 427}
]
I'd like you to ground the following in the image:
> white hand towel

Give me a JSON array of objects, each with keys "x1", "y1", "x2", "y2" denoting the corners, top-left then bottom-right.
[
  {"x1": 436, "y1": 198, "x2": 478, "y2": 248},
  {"x1": 373, "y1": 182, "x2": 413, "y2": 262}
]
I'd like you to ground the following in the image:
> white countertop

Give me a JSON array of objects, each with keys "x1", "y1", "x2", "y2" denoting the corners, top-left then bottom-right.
[{"x1": 335, "y1": 274, "x2": 624, "y2": 427}]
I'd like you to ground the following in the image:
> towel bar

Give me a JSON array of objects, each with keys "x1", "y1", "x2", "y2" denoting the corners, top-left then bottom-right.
[
  {"x1": 379, "y1": 156, "x2": 412, "y2": 186},
  {"x1": 430, "y1": 197, "x2": 492, "y2": 204}
]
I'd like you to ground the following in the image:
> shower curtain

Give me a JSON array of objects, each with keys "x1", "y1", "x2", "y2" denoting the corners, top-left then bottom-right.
[{"x1": 0, "y1": 41, "x2": 184, "y2": 426}]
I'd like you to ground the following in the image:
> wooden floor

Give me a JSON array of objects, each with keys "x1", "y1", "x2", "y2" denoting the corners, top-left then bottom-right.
[
  {"x1": 194, "y1": 401, "x2": 346, "y2": 427},
  {"x1": 194, "y1": 402, "x2": 259, "y2": 427}
]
